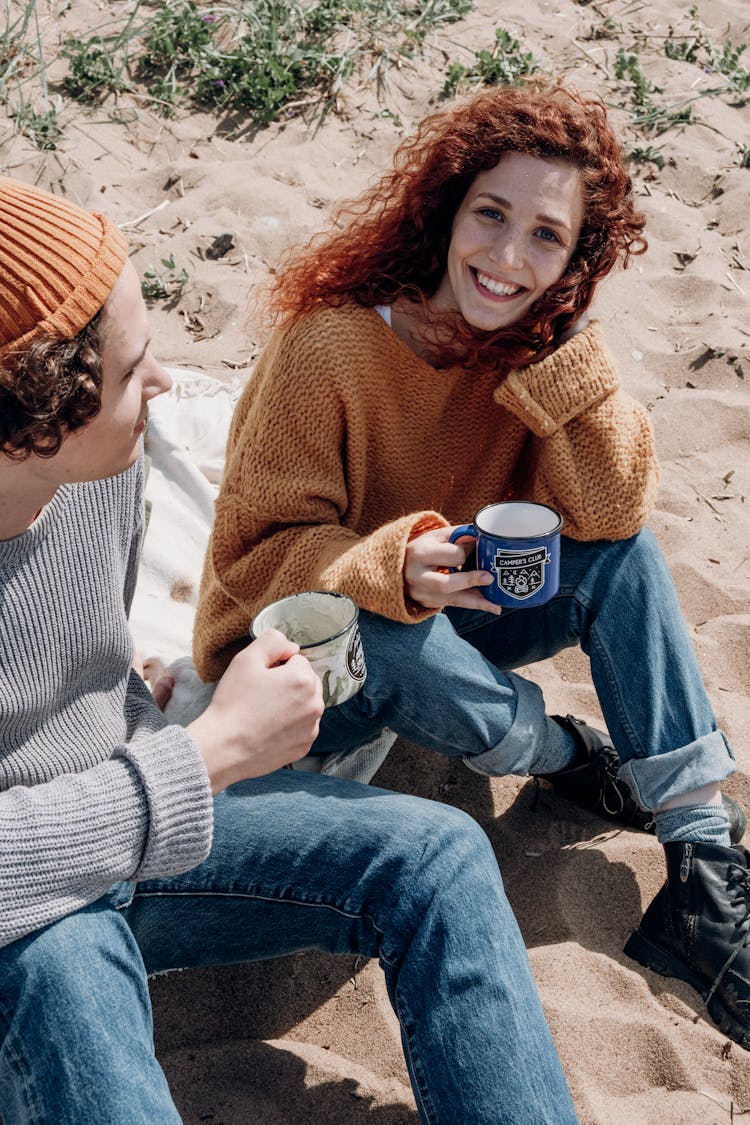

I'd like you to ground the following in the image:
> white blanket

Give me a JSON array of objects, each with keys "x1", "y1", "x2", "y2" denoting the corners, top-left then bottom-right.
[
  {"x1": 130, "y1": 368, "x2": 394, "y2": 781},
  {"x1": 130, "y1": 367, "x2": 240, "y2": 668}
]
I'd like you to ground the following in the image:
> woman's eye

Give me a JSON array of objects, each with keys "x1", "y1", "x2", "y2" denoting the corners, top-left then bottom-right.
[
  {"x1": 537, "y1": 227, "x2": 561, "y2": 245},
  {"x1": 478, "y1": 206, "x2": 503, "y2": 221}
]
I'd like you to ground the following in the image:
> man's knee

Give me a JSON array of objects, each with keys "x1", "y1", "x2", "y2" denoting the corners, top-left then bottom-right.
[
  {"x1": 392, "y1": 796, "x2": 502, "y2": 900},
  {"x1": 0, "y1": 906, "x2": 180, "y2": 1125},
  {"x1": 1, "y1": 901, "x2": 149, "y2": 1023}
]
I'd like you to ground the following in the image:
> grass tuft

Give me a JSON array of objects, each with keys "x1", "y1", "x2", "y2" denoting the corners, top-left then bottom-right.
[
  {"x1": 141, "y1": 254, "x2": 190, "y2": 301},
  {"x1": 58, "y1": 0, "x2": 474, "y2": 126},
  {"x1": 614, "y1": 46, "x2": 694, "y2": 135},
  {"x1": 442, "y1": 28, "x2": 538, "y2": 98},
  {"x1": 664, "y1": 17, "x2": 750, "y2": 102}
]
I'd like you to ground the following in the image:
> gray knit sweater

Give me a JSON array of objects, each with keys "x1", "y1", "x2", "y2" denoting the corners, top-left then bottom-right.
[{"x1": 0, "y1": 457, "x2": 213, "y2": 948}]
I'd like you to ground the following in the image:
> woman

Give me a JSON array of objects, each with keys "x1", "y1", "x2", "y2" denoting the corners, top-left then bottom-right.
[{"x1": 194, "y1": 82, "x2": 750, "y2": 1049}]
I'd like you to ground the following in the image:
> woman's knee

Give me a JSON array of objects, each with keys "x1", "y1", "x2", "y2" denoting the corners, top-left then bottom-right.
[
  {"x1": 359, "y1": 609, "x2": 458, "y2": 667},
  {"x1": 564, "y1": 528, "x2": 672, "y2": 616}
]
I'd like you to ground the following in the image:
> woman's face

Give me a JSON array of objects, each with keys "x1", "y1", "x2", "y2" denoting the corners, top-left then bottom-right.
[{"x1": 432, "y1": 151, "x2": 585, "y2": 332}]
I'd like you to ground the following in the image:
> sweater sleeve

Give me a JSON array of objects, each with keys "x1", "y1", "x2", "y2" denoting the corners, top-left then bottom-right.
[
  {"x1": 194, "y1": 321, "x2": 445, "y2": 681},
  {"x1": 0, "y1": 721, "x2": 213, "y2": 949},
  {"x1": 494, "y1": 321, "x2": 659, "y2": 540},
  {"x1": 0, "y1": 465, "x2": 214, "y2": 950}
]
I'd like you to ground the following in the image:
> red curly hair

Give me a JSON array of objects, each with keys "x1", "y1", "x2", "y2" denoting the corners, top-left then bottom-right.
[{"x1": 269, "y1": 80, "x2": 646, "y2": 372}]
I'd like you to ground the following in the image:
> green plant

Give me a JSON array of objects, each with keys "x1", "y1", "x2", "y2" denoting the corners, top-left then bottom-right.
[
  {"x1": 61, "y1": 36, "x2": 131, "y2": 103},
  {"x1": 0, "y1": 1, "x2": 63, "y2": 149},
  {"x1": 664, "y1": 35, "x2": 701, "y2": 63},
  {"x1": 614, "y1": 46, "x2": 694, "y2": 134},
  {"x1": 190, "y1": 1, "x2": 328, "y2": 124},
  {"x1": 58, "y1": 0, "x2": 475, "y2": 127},
  {"x1": 626, "y1": 145, "x2": 667, "y2": 169},
  {"x1": 738, "y1": 144, "x2": 750, "y2": 169},
  {"x1": 141, "y1": 254, "x2": 190, "y2": 301},
  {"x1": 663, "y1": 20, "x2": 750, "y2": 101},
  {"x1": 634, "y1": 102, "x2": 693, "y2": 134},
  {"x1": 442, "y1": 27, "x2": 538, "y2": 97},
  {"x1": 371, "y1": 106, "x2": 403, "y2": 127},
  {"x1": 0, "y1": 0, "x2": 36, "y2": 89},
  {"x1": 614, "y1": 48, "x2": 657, "y2": 107},
  {"x1": 139, "y1": 2, "x2": 214, "y2": 74},
  {"x1": 702, "y1": 36, "x2": 750, "y2": 96},
  {"x1": 583, "y1": 16, "x2": 622, "y2": 41},
  {"x1": 12, "y1": 96, "x2": 61, "y2": 149},
  {"x1": 61, "y1": 0, "x2": 144, "y2": 103}
]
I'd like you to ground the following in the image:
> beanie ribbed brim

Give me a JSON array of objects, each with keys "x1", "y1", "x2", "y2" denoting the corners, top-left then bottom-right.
[{"x1": 0, "y1": 176, "x2": 128, "y2": 366}]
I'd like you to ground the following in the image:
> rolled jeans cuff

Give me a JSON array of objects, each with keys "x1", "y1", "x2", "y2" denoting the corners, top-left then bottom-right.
[
  {"x1": 617, "y1": 730, "x2": 736, "y2": 811},
  {"x1": 463, "y1": 672, "x2": 546, "y2": 778}
]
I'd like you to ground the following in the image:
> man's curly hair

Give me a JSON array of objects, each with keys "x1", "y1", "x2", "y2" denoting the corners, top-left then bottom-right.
[{"x1": 0, "y1": 312, "x2": 103, "y2": 460}]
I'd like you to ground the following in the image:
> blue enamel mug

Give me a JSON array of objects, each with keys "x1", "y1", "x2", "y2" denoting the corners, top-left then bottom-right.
[{"x1": 449, "y1": 501, "x2": 563, "y2": 609}]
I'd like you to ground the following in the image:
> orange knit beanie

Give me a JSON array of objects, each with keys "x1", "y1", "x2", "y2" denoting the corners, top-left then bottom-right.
[{"x1": 0, "y1": 176, "x2": 128, "y2": 368}]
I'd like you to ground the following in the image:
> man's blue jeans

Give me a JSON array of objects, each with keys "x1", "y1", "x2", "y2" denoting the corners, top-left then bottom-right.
[
  {"x1": 314, "y1": 530, "x2": 735, "y2": 810},
  {"x1": 0, "y1": 770, "x2": 577, "y2": 1125}
]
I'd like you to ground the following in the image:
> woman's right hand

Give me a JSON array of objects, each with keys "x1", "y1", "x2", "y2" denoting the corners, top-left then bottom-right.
[
  {"x1": 404, "y1": 526, "x2": 503, "y2": 614},
  {"x1": 187, "y1": 629, "x2": 324, "y2": 794}
]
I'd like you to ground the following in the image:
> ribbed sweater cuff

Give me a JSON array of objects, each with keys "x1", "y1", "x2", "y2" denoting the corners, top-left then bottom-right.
[
  {"x1": 114, "y1": 726, "x2": 213, "y2": 879},
  {"x1": 494, "y1": 322, "x2": 619, "y2": 436},
  {"x1": 407, "y1": 513, "x2": 449, "y2": 542}
]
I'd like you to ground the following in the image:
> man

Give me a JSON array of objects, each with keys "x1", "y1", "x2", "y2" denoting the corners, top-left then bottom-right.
[{"x1": 0, "y1": 176, "x2": 577, "y2": 1124}]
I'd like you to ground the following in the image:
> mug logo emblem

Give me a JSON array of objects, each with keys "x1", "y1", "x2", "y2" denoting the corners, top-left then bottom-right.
[
  {"x1": 492, "y1": 546, "x2": 550, "y2": 600},
  {"x1": 346, "y1": 631, "x2": 367, "y2": 681}
]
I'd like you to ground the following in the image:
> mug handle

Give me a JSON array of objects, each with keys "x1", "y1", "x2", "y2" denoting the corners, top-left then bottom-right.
[{"x1": 447, "y1": 524, "x2": 478, "y2": 573}]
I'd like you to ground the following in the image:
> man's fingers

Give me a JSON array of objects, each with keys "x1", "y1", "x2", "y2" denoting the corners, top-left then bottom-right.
[{"x1": 250, "y1": 627, "x2": 301, "y2": 666}]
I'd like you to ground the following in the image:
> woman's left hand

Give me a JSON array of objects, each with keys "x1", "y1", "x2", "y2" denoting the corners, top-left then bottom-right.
[
  {"x1": 404, "y1": 526, "x2": 503, "y2": 614},
  {"x1": 139, "y1": 655, "x2": 175, "y2": 711}
]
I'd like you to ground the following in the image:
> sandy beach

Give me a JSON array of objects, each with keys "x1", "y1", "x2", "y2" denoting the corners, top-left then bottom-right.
[{"x1": 3, "y1": 0, "x2": 750, "y2": 1120}]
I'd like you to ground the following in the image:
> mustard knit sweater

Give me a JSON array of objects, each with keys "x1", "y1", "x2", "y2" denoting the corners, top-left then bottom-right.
[{"x1": 194, "y1": 305, "x2": 658, "y2": 682}]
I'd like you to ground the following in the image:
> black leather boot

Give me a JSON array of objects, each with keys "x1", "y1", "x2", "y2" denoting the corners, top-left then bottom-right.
[
  {"x1": 535, "y1": 714, "x2": 746, "y2": 842},
  {"x1": 624, "y1": 841, "x2": 750, "y2": 1048}
]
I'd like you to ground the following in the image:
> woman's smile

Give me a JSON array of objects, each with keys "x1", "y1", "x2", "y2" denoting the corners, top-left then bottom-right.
[{"x1": 471, "y1": 268, "x2": 526, "y2": 300}]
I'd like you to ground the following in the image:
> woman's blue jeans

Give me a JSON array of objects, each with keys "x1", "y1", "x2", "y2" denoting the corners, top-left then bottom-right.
[
  {"x1": 0, "y1": 770, "x2": 577, "y2": 1125},
  {"x1": 314, "y1": 530, "x2": 735, "y2": 810}
]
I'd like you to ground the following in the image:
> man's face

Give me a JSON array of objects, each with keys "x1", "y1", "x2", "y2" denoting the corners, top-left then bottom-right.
[{"x1": 54, "y1": 260, "x2": 172, "y2": 483}]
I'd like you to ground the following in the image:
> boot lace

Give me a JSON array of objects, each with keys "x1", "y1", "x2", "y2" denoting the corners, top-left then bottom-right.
[{"x1": 596, "y1": 744, "x2": 654, "y2": 831}]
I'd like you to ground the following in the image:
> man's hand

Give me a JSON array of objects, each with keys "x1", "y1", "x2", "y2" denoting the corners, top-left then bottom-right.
[
  {"x1": 404, "y1": 526, "x2": 503, "y2": 614},
  {"x1": 187, "y1": 629, "x2": 324, "y2": 794}
]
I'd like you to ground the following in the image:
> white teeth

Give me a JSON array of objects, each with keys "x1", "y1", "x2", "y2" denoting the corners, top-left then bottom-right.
[{"x1": 476, "y1": 271, "x2": 521, "y2": 297}]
